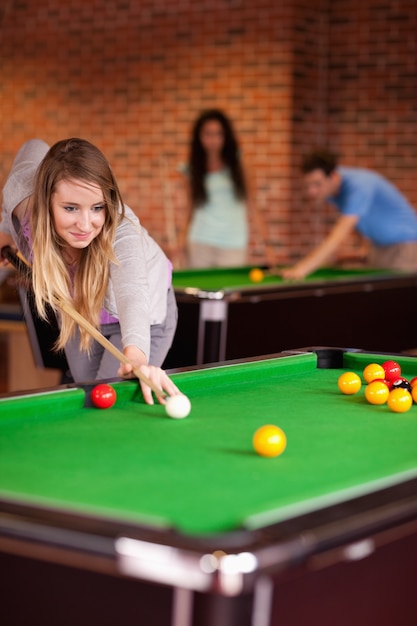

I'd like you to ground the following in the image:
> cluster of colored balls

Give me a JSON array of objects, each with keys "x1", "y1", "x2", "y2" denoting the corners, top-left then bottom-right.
[{"x1": 338, "y1": 360, "x2": 417, "y2": 413}]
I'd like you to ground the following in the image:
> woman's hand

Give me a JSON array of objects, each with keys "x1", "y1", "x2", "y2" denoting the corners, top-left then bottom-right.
[
  {"x1": 138, "y1": 364, "x2": 181, "y2": 405},
  {"x1": 118, "y1": 345, "x2": 181, "y2": 405}
]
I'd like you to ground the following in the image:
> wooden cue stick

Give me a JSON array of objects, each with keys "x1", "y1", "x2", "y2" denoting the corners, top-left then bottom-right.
[
  {"x1": 264, "y1": 266, "x2": 282, "y2": 277},
  {"x1": 56, "y1": 299, "x2": 166, "y2": 400},
  {"x1": 16, "y1": 250, "x2": 31, "y2": 268},
  {"x1": 1, "y1": 245, "x2": 165, "y2": 399},
  {"x1": 251, "y1": 266, "x2": 281, "y2": 278}
]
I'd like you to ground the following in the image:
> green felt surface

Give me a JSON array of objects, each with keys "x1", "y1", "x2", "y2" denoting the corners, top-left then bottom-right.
[
  {"x1": 1, "y1": 352, "x2": 417, "y2": 536},
  {"x1": 172, "y1": 265, "x2": 398, "y2": 293}
]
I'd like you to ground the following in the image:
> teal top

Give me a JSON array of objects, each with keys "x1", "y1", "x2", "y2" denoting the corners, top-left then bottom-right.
[{"x1": 188, "y1": 168, "x2": 248, "y2": 249}]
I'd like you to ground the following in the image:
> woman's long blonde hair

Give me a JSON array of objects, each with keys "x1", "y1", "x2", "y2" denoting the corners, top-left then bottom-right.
[{"x1": 30, "y1": 138, "x2": 124, "y2": 351}]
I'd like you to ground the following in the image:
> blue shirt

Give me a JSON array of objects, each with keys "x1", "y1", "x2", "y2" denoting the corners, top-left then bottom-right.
[
  {"x1": 188, "y1": 169, "x2": 248, "y2": 249},
  {"x1": 328, "y1": 167, "x2": 417, "y2": 245}
]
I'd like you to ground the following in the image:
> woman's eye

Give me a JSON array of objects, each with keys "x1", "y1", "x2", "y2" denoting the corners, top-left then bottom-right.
[
  {"x1": 64, "y1": 205, "x2": 77, "y2": 212},
  {"x1": 93, "y1": 205, "x2": 106, "y2": 212}
]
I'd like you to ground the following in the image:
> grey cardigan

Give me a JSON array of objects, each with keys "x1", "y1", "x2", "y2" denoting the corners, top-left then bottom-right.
[{"x1": 1, "y1": 139, "x2": 170, "y2": 361}]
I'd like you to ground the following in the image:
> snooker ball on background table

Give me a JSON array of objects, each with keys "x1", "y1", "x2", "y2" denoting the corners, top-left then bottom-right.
[
  {"x1": 91, "y1": 384, "x2": 117, "y2": 409},
  {"x1": 248, "y1": 268, "x2": 265, "y2": 283},
  {"x1": 253, "y1": 425, "x2": 287, "y2": 457}
]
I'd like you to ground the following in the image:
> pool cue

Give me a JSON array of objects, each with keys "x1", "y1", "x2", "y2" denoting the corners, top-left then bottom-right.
[
  {"x1": 0, "y1": 246, "x2": 31, "y2": 273},
  {"x1": 251, "y1": 266, "x2": 282, "y2": 278},
  {"x1": 264, "y1": 266, "x2": 282, "y2": 277},
  {"x1": 16, "y1": 249, "x2": 31, "y2": 268},
  {"x1": 57, "y1": 300, "x2": 166, "y2": 399},
  {"x1": 1, "y1": 245, "x2": 166, "y2": 400}
]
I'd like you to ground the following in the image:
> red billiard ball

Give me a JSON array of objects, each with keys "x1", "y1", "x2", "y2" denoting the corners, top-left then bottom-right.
[
  {"x1": 91, "y1": 384, "x2": 117, "y2": 409},
  {"x1": 382, "y1": 360, "x2": 401, "y2": 382},
  {"x1": 373, "y1": 378, "x2": 393, "y2": 390}
]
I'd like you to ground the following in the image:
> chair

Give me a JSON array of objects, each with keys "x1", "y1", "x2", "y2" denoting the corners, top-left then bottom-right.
[{"x1": 18, "y1": 286, "x2": 73, "y2": 382}]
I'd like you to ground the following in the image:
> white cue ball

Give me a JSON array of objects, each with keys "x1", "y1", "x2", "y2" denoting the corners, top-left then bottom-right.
[{"x1": 165, "y1": 394, "x2": 191, "y2": 419}]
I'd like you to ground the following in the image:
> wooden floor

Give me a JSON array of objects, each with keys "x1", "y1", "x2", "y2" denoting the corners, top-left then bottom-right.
[
  {"x1": 1, "y1": 271, "x2": 66, "y2": 395},
  {"x1": 0, "y1": 329, "x2": 62, "y2": 395}
]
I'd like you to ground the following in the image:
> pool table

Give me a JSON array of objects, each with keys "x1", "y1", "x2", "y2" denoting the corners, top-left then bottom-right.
[
  {"x1": 163, "y1": 266, "x2": 417, "y2": 368},
  {"x1": 1, "y1": 348, "x2": 417, "y2": 626}
]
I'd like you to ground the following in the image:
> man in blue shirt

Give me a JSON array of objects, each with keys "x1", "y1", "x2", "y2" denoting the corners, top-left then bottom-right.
[{"x1": 282, "y1": 149, "x2": 417, "y2": 279}]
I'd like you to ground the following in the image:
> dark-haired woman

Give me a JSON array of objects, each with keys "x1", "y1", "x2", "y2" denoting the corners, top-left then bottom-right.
[{"x1": 178, "y1": 109, "x2": 273, "y2": 268}]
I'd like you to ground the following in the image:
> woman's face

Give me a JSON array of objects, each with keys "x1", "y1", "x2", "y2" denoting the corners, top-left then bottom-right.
[
  {"x1": 199, "y1": 119, "x2": 225, "y2": 155},
  {"x1": 51, "y1": 178, "x2": 106, "y2": 254}
]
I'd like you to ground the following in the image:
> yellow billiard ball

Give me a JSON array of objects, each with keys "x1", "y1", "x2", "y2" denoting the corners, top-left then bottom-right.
[
  {"x1": 337, "y1": 372, "x2": 362, "y2": 395},
  {"x1": 363, "y1": 363, "x2": 385, "y2": 384},
  {"x1": 253, "y1": 424, "x2": 287, "y2": 458},
  {"x1": 387, "y1": 388, "x2": 412, "y2": 413},
  {"x1": 365, "y1": 380, "x2": 389, "y2": 405},
  {"x1": 249, "y1": 268, "x2": 265, "y2": 283}
]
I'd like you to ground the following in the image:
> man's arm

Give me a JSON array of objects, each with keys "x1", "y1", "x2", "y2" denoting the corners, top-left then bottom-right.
[{"x1": 281, "y1": 214, "x2": 359, "y2": 279}]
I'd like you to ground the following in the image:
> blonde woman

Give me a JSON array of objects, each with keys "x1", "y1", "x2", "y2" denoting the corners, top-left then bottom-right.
[{"x1": 0, "y1": 138, "x2": 179, "y2": 404}]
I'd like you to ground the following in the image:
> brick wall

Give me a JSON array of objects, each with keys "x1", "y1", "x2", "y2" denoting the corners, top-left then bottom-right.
[
  {"x1": 1, "y1": 0, "x2": 416, "y2": 265},
  {"x1": 324, "y1": 0, "x2": 417, "y2": 261}
]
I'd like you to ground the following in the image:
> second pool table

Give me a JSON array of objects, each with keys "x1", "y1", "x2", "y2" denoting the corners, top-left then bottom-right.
[
  {"x1": 164, "y1": 265, "x2": 417, "y2": 368},
  {"x1": 1, "y1": 348, "x2": 417, "y2": 625}
]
